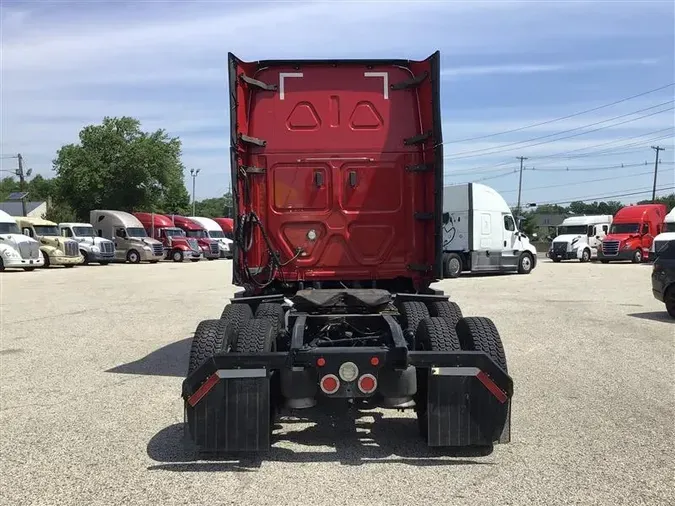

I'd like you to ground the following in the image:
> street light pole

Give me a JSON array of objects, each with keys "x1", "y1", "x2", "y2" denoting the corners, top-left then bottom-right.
[{"x1": 190, "y1": 168, "x2": 200, "y2": 216}]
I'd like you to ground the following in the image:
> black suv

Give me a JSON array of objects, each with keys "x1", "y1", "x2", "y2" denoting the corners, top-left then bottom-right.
[{"x1": 652, "y1": 239, "x2": 675, "y2": 318}]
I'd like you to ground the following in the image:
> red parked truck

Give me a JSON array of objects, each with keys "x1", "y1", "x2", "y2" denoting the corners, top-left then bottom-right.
[
  {"x1": 598, "y1": 203, "x2": 667, "y2": 263},
  {"x1": 133, "y1": 212, "x2": 202, "y2": 262},
  {"x1": 182, "y1": 51, "x2": 513, "y2": 456},
  {"x1": 170, "y1": 215, "x2": 220, "y2": 260},
  {"x1": 213, "y1": 217, "x2": 234, "y2": 239}
]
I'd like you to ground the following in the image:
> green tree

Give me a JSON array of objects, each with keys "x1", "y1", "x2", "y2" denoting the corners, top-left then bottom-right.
[
  {"x1": 52, "y1": 116, "x2": 190, "y2": 220},
  {"x1": 193, "y1": 192, "x2": 233, "y2": 217},
  {"x1": 637, "y1": 193, "x2": 675, "y2": 212}
]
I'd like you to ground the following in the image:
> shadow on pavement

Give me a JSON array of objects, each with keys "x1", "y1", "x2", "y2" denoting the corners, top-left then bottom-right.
[
  {"x1": 627, "y1": 311, "x2": 673, "y2": 323},
  {"x1": 147, "y1": 408, "x2": 495, "y2": 470},
  {"x1": 105, "y1": 337, "x2": 191, "y2": 377}
]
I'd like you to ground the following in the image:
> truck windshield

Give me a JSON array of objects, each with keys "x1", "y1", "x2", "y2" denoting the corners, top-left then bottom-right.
[
  {"x1": 209, "y1": 230, "x2": 225, "y2": 239},
  {"x1": 186, "y1": 230, "x2": 207, "y2": 238},
  {"x1": 73, "y1": 226, "x2": 96, "y2": 237},
  {"x1": 663, "y1": 223, "x2": 671, "y2": 233},
  {"x1": 0, "y1": 223, "x2": 21, "y2": 234},
  {"x1": 609, "y1": 223, "x2": 639, "y2": 234},
  {"x1": 126, "y1": 227, "x2": 148, "y2": 238},
  {"x1": 34, "y1": 225, "x2": 59, "y2": 236},
  {"x1": 558, "y1": 225, "x2": 587, "y2": 235},
  {"x1": 164, "y1": 228, "x2": 185, "y2": 237}
]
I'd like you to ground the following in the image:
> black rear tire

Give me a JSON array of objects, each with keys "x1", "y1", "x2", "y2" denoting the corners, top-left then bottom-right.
[
  {"x1": 187, "y1": 319, "x2": 230, "y2": 376},
  {"x1": 414, "y1": 317, "x2": 461, "y2": 439},
  {"x1": 455, "y1": 316, "x2": 508, "y2": 373},
  {"x1": 426, "y1": 300, "x2": 463, "y2": 328},
  {"x1": 220, "y1": 303, "x2": 254, "y2": 349},
  {"x1": 665, "y1": 286, "x2": 675, "y2": 318},
  {"x1": 255, "y1": 303, "x2": 285, "y2": 340},
  {"x1": 396, "y1": 300, "x2": 430, "y2": 338}
]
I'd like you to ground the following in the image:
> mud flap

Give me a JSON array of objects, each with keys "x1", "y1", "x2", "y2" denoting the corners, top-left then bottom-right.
[
  {"x1": 426, "y1": 367, "x2": 511, "y2": 447},
  {"x1": 184, "y1": 368, "x2": 271, "y2": 453}
]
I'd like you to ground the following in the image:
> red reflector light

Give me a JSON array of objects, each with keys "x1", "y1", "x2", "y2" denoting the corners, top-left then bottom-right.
[
  {"x1": 320, "y1": 374, "x2": 340, "y2": 394},
  {"x1": 187, "y1": 372, "x2": 220, "y2": 407},
  {"x1": 317, "y1": 357, "x2": 326, "y2": 367},
  {"x1": 370, "y1": 356, "x2": 379, "y2": 366},
  {"x1": 476, "y1": 371, "x2": 508, "y2": 404},
  {"x1": 358, "y1": 374, "x2": 377, "y2": 394}
]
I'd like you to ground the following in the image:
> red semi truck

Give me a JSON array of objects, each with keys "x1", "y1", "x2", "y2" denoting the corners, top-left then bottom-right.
[
  {"x1": 182, "y1": 51, "x2": 513, "y2": 456},
  {"x1": 213, "y1": 217, "x2": 234, "y2": 239},
  {"x1": 133, "y1": 212, "x2": 202, "y2": 262},
  {"x1": 598, "y1": 203, "x2": 667, "y2": 263},
  {"x1": 170, "y1": 215, "x2": 220, "y2": 260}
]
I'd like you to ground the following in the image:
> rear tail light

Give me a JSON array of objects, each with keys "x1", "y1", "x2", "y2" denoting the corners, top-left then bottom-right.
[
  {"x1": 320, "y1": 374, "x2": 340, "y2": 395},
  {"x1": 357, "y1": 374, "x2": 377, "y2": 394}
]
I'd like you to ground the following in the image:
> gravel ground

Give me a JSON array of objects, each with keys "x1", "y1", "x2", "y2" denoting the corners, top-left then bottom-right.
[{"x1": 1, "y1": 258, "x2": 673, "y2": 506}]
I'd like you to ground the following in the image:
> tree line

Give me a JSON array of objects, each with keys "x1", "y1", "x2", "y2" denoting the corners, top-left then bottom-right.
[{"x1": 0, "y1": 116, "x2": 232, "y2": 222}]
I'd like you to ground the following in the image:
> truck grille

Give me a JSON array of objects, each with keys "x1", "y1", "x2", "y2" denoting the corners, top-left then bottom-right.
[
  {"x1": 101, "y1": 241, "x2": 114, "y2": 254},
  {"x1": 187, "y1": 238, "x2": 199, "y2": 251},
  {"x1": 209, "y1": 242, "x2": 219, "y2": 255},
  {"x1": 602, "y1": 240, "x2": 620, "y2": 256},
  {"x1": 552, "y1": 242, "x2": 568, "y2": 255},
  {"x1": 152, "y1": 243, "x2": 163, "y2": 256},
  {"x1": 19, "y1": 242, "x2": 40, "y2": 260},
  {"x1": 64, "y1": 240, "x2": 79, "y2": 257}
]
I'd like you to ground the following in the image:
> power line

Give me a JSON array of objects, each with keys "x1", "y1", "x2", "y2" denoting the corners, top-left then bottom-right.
[
  {"x1": 532, "y1": 185, "x2": 675, "y2": 206},
  {"x1": 444, "y1": 102, "x2": 674, "y2": 161},
  {"x1": 499, "y1": 170, "x2": 655, "y2": 194},
  {"x1": 440, "y1": 83, "x2": 675, "y2": 145},
  {"x1": 532, "y1": 161, "x2": 670, "y2": 173}
]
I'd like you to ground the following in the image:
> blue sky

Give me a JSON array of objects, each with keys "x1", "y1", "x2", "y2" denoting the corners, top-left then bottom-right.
[{"x1": 1, "y1": 0, "x2": 674, "y2": 207}]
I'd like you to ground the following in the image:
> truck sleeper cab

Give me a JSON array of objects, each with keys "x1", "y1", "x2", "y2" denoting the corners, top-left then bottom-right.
[
  {"x1": 15, "y1": 216, "x2": 83, "y2": 268},
  {"x1": 58, "y1": 222, "x2": 115, "y2": 265},
  {"x1": 182, "y1": 52, "x2": 513, "y2": 457},
  {"x1": 0, "y1": 210, "x2": 44, "y2": 271},
  {"x1": 650, "y1": 208, "x2": 675, "y2": 258},
  {"x1": 598, "y1": 204, "x2": 667, "y2": 263},
  {"x1": 170, "y1": 215, "x2": 220, "y2": 260},
  {"x1": 188, "y1": 216, "x2": 233, "y2": 258},
  {"x1": 133, "y1": 212, "x2": 202, "y2": 262},
  {"x1": 548, "y1": 215, "x2": 612, "y2": 263},
  {"x1": 90, "y1": 210, "x2": 164, "y2": 264},
  {"x1": 441, "y1": 183, "x2": 537, "y2": 278}
]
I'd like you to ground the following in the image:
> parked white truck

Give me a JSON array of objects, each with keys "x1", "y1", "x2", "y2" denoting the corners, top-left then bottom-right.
[
  {"x1": 441, "y1": 182, "x2": 538, "y2": 278},
  {"x1": 0, "y1": 210, "x2": 44, "y2": 271},
  {"x1": 651, "y1": 207, "x2": 675, "y2": 257},
  {"x1": 90, "y1": 210, "x2": 164, "y2": 263},
  {"x1": 548, "y1": 215, "x2": 613, "y2": 262},
  {"x1": 188, "y1": 216, "x2": 233, "y2": 258},
  {"x1": 58, "y1": 222, "x2": 116, "y2": 265}
]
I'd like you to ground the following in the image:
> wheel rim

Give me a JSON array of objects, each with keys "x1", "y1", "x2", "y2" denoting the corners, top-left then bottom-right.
[
  {"x1": 583, "y1": 250, "x2": 589, "y2": 261},
  {"x1": 635, "y1": 251, "x2": 642, "y2": 262},
  {"x1": 173, "y1": 251, "x2": 182, "y2": 261},
  {"x1": 130, "y1": 252, "x2": 138, "y2": 262},
  {"x1": 522, "y1": 256, "x2": 531, "y2": 270},
  {"x1": 449, "y1": 258, "x2": 460, "y2": 274}
]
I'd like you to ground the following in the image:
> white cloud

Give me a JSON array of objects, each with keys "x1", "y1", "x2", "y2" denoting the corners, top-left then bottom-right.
[{"x1": 441, "y1": 59, "x2": 660, "y2": 78}]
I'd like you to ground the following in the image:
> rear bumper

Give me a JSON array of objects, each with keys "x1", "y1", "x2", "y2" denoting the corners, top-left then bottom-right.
[{"x1": 182, "y1": 347, "x2": 513, "y2": 452}]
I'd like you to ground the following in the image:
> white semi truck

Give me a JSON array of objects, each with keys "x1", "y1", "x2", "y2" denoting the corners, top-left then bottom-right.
[
  {"x1": 188, "y1": 216, "x2": 233, "y2": 258},
  {"x1": 548, "y1": 215, "x2": 613, "y2": 263},
  {"x1": 58, "y1": 222, "x2": 116, "y2": 265},
  {"x1": 0, "y1": 210, "x2": 44, "y2": 271},
  {"x1": 442, "y1": 182, "x2": 538, "y2": 278},
  {"x1": 651, "y1": 207, "x2": 675, "y2": 257}
]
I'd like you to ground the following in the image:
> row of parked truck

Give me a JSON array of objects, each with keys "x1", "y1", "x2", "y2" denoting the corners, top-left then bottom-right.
[
  {"x1": 547, "y1": 203, "x2": 673, "y2": 264},
  {"x1": 0, "y1": 209, "x2": 236, "y2": 271}
]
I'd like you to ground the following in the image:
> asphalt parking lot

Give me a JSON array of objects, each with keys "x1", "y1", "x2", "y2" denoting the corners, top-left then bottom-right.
[{"x1": 1, "y1": 258, "x2": 673, "y2": 506}]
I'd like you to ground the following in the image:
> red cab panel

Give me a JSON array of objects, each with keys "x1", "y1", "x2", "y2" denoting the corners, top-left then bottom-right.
[{"x1": 228, "y1": 52, "x2": 444, "y2": 290}]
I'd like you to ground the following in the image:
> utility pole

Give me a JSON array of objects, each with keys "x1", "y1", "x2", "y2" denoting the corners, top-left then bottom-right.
[
  {"x1": 516, "y1": 156, "x2": 528, "y2": 213},
  {"x1": 651, "y1": 146, "x2": 665, "y2": 203},
  {"x1": 190, "y1": 168, "x2": 200, "y2": 216}
]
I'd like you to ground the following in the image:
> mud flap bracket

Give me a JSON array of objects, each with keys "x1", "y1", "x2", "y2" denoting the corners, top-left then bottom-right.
[
  {"x1": 391, "y1": 71, "x2": 429, "y2": 90},
  {"x1": 239, "y1": 134, "x2": 267, "y2": 147},
  {"x1": 184, "y1": 368, "x2": 272, "y2": 453},
  {"x1": 404, "y1": 131, "x2": 432, "y2": 146},
  {"x1": 426, "y1": 367, "x2": 511, "y2": 447}
]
